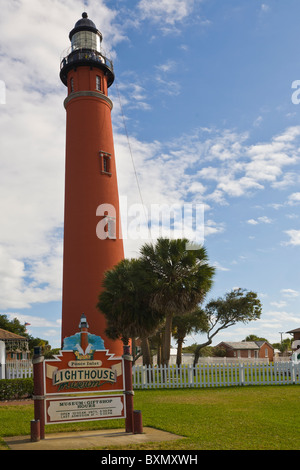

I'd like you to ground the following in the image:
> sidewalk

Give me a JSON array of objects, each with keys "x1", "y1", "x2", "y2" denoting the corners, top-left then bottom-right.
[{"x1": 4, "y1": 427, "x2": 184, "y2": 450}]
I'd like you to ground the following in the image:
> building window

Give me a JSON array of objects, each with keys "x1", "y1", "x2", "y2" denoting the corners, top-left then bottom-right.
[
  {"x1": 99, "y1": 151, "x2": 112, "y2": 175},
  {"x1": 265, "y1": 348, "x2": 268, "y2": 357},
  {"x1": 70, "y1": 77, "x2": 74, "y2": 92},
  {"x1": 96, "y1": 75, "x2": 101, "y2": 91}
]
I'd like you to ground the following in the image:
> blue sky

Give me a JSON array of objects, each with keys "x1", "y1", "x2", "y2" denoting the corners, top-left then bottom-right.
[{"x1": 0, "y1": 0, "x2": 299, "y2": 350}]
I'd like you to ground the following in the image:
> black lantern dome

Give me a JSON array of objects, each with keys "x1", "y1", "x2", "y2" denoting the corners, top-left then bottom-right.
[
  {"x1": 60, "y1": 13, "x2": 114, "y2": 88},
  {"x1": 69, "y1": 12, "x2": 103, "y2": 42},
  {"x1": 73, "y1": 12, "x2": 97, "y2": 31}
]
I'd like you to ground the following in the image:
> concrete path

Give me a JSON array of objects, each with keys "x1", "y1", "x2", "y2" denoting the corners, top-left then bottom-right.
[{"x1": 4, "y1": 427, "x2": 184, "y2": 450}]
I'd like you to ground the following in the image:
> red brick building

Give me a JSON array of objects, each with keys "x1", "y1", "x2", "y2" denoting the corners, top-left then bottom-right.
[{"x1": 216, "y1": 341, "x2": 274, "y2": 361}]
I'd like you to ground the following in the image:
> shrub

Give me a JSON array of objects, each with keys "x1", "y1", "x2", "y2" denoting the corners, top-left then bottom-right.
[{"x1": 0, "y1": 378, "x2": 33, "y2": 401}]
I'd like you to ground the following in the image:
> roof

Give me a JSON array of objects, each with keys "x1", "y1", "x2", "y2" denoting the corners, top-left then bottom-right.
[
  {"x1": 286, "y1": 328, "x2": 300, "y2": 334},
  {"x1": 74, "y1": 12, "x2": 97, "y2": 30},
  {"x1": 255, "y1": 340, "x2": 274, "y2": 349},
  {"x1": 0, "y1": 328, "x2": 27, "y2": 341},
  {"x1": 219, "y1": 341, "x2": 259, "y2": 350}
]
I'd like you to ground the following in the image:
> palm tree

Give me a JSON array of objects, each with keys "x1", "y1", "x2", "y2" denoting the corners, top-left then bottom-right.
[
  {"x1": 97, "y1": 258, "x2": 163, "y2": 364},
  {"x1": 139, "y1": 238, "x2": 215, "y2": 366},
  {"x1": 173, "y1": 307, "x2": 209, "y2": 367}
]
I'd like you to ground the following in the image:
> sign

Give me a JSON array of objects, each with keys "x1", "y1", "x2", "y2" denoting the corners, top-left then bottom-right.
[
  {"x1": 44, "y1": 349, "x2": 124, "y2": 395},
  {"x1": 37, "y1": 314, "x2": 130, "y2": 431},
  {"x1": 45, "y1": 395, "x2": 125, "y2": 424}
]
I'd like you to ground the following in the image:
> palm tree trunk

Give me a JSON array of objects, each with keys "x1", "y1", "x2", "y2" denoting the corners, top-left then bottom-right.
[
  {"x1": 141, "y1": 336, "x2": 153, "y2": 382},
  {"x1": 131, "y1": 338, "x2": 136, "y2": 364},
  {"x1": 157, "y1": 333, "x2": 162, "y2": 366},
  {"x1": 141, "y1": 337, "x2": 152, "y2": 366},
  {"x1": 162, "y1": 313, "x2": 173, "y2": 366},
  {"x1": 176, "y1": 337, "x2": 184, "y2": 367}
]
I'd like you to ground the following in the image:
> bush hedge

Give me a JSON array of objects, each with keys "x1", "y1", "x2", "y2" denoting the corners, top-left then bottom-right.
[{"x1": 0, "y1": 378, "x2": 33, "y2": 401}]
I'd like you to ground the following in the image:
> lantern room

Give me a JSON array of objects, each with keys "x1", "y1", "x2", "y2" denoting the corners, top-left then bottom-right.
[{"x1": 60, "y1": 12, "x2": 114, "y2": 88}]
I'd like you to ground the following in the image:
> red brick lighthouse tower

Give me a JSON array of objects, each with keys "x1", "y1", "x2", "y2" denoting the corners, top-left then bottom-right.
[{"x1": 60, "y1": 13, "x2": 124, "y2": 356}]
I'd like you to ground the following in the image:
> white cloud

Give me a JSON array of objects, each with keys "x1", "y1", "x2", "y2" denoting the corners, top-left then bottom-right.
[
  {"x1": 187, "y1": 182, "x2": 206, "y2": 194},
  {"x1": 247, "y1": 216, "x2": 273, "y2": 225},
  {"x1": 194, "y1": 126, "x2": 300, "y2": 203},
  {"x1": 245, "y1": 127, "x2": 300, "y2": 184},
  {"x1": 270, "y1": 301, "x2": 287, "y2": 308},
  {"x1": 155, "y1": 76, "x2": 181, "y2": 96},
  {"x1": 288, "y1": 192, "x2": 300, "y2": 205},
  {"x1": 116, "y1": 125, "x2": 300, "y2": 257},
  {"x1": 156, "y1": 60, "x2": 177, "y2": 73},
  {"x1": 264, "y1": 310, "x2": 300, "y2": 325},
  {"x1": 6, "y1": 313, "x2": 61, "y2": 329},
  {"x1": 137, "y1": 0, "x2": 196, "y2": 26},
  {"x1": 272, "y1": 172, "x2": 299, "y2": 190},
  {"x1": 204, "y1": 220, "x2": 225, "y2": 237},
  {"x1": 284, "y1": 230, "x2": 300, "y2": 246},
  {"x1": 281, "y1": 289, "x2": 300, "y2": 298},
  {"x1": 253, "y1": 115, "x2": 263, "y2": 127},
  {"x1": 212, "y1": 261, "x2": 230, "y2": 272}
]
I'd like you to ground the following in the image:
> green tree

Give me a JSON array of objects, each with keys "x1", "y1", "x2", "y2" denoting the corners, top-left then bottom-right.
[
  {"x1": 273, "y1": 338, "x2": 291, "y2": 354},
  {"x1": 0, "y1": 314, "x2": 27, "y2": 336},
  {"x1": 193, "y1": 288, "x2": 262, "y2": 366},
  {"x1": 244, "y1": 334, "x2": 269, "y2": 342},
  {"x1": 97, "y1": 258, "x2": 164, "y2": 365},
  {"x1": 140, "y1": 238, "x2": 215, "y2": 366},
  {"x1": 172, "y1": 308, "x2": 209, "y2": 366},
  {"x1": 211, "y1": 345, "x2": 227, "y2": 357}
]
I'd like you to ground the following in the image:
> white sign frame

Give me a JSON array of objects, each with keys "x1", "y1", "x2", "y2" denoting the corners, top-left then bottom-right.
[{"x1": 45, "y1": 394, "x2": 126, "y2": 425}]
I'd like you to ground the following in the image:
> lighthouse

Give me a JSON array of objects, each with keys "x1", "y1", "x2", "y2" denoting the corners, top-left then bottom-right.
[
  {"x1": 60, "y1": 13, "x2": 124, "y2": 356},
  {"x1": 78, "y1": 313, "x2": 89, "y2": 355}
]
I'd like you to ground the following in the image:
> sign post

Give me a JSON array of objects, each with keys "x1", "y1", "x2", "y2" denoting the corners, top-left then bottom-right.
[
  {"x1": 123, "y1": 344, "x2": 134, "y2": 433},
  {"x1": 31, "y1": 347, "x2": 45, "y2": 441}
]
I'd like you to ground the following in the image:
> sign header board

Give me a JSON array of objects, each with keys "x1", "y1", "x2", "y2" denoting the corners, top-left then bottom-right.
[
  {"x1": 44, "y1": 349, "x2": 124, "y2": 395},
  {"x1": 44, "y1": 317, "x2": 124, "y2": 396}
]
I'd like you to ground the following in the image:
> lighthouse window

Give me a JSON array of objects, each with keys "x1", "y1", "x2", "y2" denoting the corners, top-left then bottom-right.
[
  {"x1": 96, "y1": 75, "x2": 101, "y2": 91},
  {"x1": 70, "y1": 77, "x2": 74, "y2": 92},
  {"x1": 72, "y1": 31, "x2": 101, "y2": 52},
  {"x1": 99, "y1": 151, "x2": 112, "y2": 175},
  {"x1": 103, "y1": 156, "x2": 109, "y2": 172}
]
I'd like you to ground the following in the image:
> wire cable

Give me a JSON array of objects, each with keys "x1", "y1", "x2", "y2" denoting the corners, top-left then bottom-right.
[{"x1": 115, "y1": 80, "x2": 150, "y2": 234}]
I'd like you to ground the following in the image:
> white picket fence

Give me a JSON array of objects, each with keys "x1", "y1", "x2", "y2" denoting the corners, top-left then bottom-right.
[
  {"x1": 3, "y1": 361, "x2": 300, "y2": 389},
  {"x1": 5, "y1": 361, "x2": 33, "y2": 379},
  {"x1": 132, "y1": 362, "x2": 300, "y2": 389}
]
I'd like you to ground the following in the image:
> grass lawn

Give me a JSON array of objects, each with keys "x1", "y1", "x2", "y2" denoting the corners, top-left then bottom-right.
[{"x1": 1, "y1": 385, "x2": 300, "y2": 450}]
